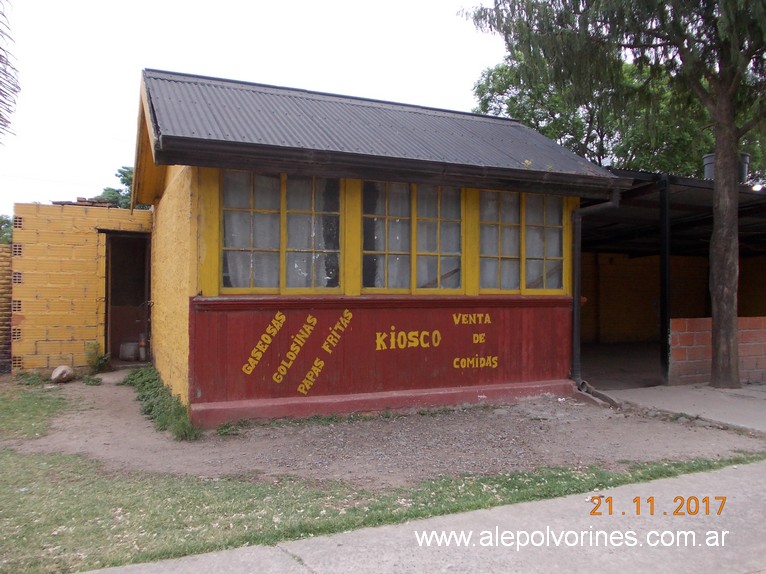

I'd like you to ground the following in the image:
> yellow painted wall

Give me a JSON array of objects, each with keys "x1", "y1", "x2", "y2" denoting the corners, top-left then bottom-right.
[
  {"x1": 11, "y1": 204, "x2": 152, "y2": 371},
  {"x1": 150, "y1": 166, "x2": 205, "y2": 402},
  {"x1": 581, "y1": 253, "x2": 709, "y2": 343},
  {"x1": 0, "y1": 244, "x2": 11, "y2": 370},
  {"x1": 740, "y1": 256, "x2": 766, "y2": 317}
]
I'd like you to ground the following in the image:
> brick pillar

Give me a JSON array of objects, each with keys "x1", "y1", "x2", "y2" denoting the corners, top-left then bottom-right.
[{"x1": 0, "y1": 244, "x2": 11, "y2": 373}]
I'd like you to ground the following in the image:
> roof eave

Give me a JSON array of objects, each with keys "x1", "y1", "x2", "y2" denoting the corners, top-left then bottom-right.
[{"x1": 153, "y1": 136, "x2": 632, "y2": 200}]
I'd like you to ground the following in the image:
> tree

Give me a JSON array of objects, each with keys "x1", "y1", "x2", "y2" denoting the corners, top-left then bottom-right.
[
  {"x1": 93, "y1": 166, "x2": 134, "y2": 209},
  {"x1": 0, "y1": 0, "x2": 19, "y2": 141},
  {"x1": 474, "y1": 58, "x2": 717, "y2": 175},
  {"x1": 0, "y1": 214, "x2": 10, "y2": 244},
  {"x1": 473, "y1": 0, "x2": 766, "y2": 388}
]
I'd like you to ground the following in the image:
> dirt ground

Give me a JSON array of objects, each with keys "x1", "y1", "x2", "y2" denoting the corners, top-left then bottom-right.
[{"x1": 6, "y1": 372, "x2": 766, "y2": 489}]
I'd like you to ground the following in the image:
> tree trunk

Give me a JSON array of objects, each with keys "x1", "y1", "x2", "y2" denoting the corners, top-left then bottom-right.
[{"x1": 709, "y1": 95, "x2": 740, "y2": 389}]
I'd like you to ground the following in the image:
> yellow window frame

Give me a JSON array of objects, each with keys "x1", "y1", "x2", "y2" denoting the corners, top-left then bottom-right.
[
  {"x1": 219, "y1": 172, "x2": 344, "y2": 295},
  {"x1": 469, "y1": 189, "x2": 574, "y2": 296}
]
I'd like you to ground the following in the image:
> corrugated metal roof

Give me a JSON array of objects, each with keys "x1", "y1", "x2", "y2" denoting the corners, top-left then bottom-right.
[{"x1": 142, "y1": 69, "x2": 615, "y2": 180}]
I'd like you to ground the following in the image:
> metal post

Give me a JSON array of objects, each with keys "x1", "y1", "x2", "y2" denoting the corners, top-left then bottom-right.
[{"x1": 659, "y1": 175, "x2": 671, "y2": 383}]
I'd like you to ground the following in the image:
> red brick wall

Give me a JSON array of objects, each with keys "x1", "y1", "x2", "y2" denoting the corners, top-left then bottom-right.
[{"x1": 669, "y1": 317, "x2": 766, "y2": 385}]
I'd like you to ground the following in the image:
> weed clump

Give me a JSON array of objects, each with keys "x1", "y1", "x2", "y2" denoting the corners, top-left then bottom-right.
[
  {"x1": 85, "y1": 342, "x2": 111, "y2": 374},
  {"x1": 122, "y1": 367, "x2": 201, "y2": 441}
]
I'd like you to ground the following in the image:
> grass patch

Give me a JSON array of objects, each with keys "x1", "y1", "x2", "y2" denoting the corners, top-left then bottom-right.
[
  {"x1": 0, "y1": 449, "x2": 763, "y2": 573},
  {"x1": 0, "y1": 378, "x2": 67, "y2": 440},
  {"x1": 120, "y1": 367, "x2": 201, "y2": 441},
  {"x1": 216, "y1": 420, "x2": 252, "y2": 436},
  {"x1": 82, "y1": 375, "x2": 102, "y2": 386}
]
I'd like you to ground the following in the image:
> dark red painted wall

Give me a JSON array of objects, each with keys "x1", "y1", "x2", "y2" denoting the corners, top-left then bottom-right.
[{"x1": 189, "y1": 296, "x2": 572, "y2": 405}]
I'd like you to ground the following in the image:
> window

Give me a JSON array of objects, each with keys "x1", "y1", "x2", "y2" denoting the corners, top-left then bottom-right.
[
  {"x1": 480, "y1": 192, "x2": 521, "y2": 290},
  {"x1": 415, "y1": 185, "x2": 462, "y2": 289},
  {"x1": 219, "y1": 171, "x2": 570, "y2": 295},
  {"x1": 286, "y1": 177, "x2": 341, "y2": 288},
  {"x1": 479, "y1": 191, "x2": 564, "y2": 292},
  {"x1": 222, "y1": 171, "x2": 341, "y2": 291},
  {"x1": 362, "y1": 181, "x2": 411, "y2": 289},
  {"x1": 524, "y1": 194, "x2": 564, "y2": 290}
]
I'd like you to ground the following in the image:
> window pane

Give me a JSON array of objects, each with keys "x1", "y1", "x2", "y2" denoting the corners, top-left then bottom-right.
[
  {"x1": 253, "y1": 213, "x2": 279, "y2": 250},
  {"x1": 223, "y1": 212, "x2": 251, "y2": 248},
  {"x1": 480, "y1": 192, "x2": 498, "y2": 222},
  {"x1": 314, "y1": 253, "x2": 340, "y2": 288},
  {"x1": 287, "y1": 176, "x2": 312, "y2": 210},
  {"x1": 253, "y1": 175, "x2": 280, "y2": 210},
  {"x1": 363, "y1": 218, "x2": 385, "y2": 251},
  {"x1": 363, "y1": 181, "x2": 385, "y2": 215},
  {"x1": 287, "y1": 214, "x2": 313, "y2": 249},
  {"x1": 316, "y1": 178, "x2": 340, "y2": 212},
  {"x1": 286, "y1": 252, "x2": 312, "y2": 287},
  {"x1": 388, "y1": 218, "x2": 410, "y2": 252},
  {"x1": 223, "y1": 171, "x2": 250, "y2": 208},
  {"x1": 388, "y1": 183, "x2": 410, "y2": 216},
  {"x1": 388, "y1": 255, "x2": 410, "y2": 289},
  {"x1": 480, "y1": 225, "x2": 498, "y2": 256},
  {"x1": 526, "y1": 259, "x2": 544, "y2": 289},
  {"x1": 545, "y1": 227, "x2": 563, "y2": 258},
  {"x1": 500, "y1": 259, "x2": 520, "y2": 290},
  {"x1": 545, "y1": 260, "x2": 563, "y2": 289},
  {"x1": 253, "y1": 252, "x2": 279, "y2": 288},
  {"x1": 545, "y1": 196, "x2": 563, "y2": 225},
  {"x1": 526, "y1": 226, "x2": 544, "y2": 258},
  {"x1": 480, "y1": 258, "x2": 497, "y2": 289},
  {"x1": 526, "y1": 194, "x2": 544, "y2": 225},
  {"x1": 418, "y1": 185, "x2": 439, "y2": 218},
  {"x1": 417, "y1": 221, "x2": 438, "y2": 252},
  {"x1": 315, "y1": 214, "x2": 339, "y2": 251},
  {"x1": 440, "y1": 187, "x2": 461, "y2": 219},
  {"x1": 501, "y1": 226, "x2": 520, "y2": 257},
  {"x1": 500, "y1": 193, "x2": 520, "y2": 224},
  {"x1": 417, "y1": 255, "x2": 438, "y2": 288},
  {"x1": 440, "y1": 257, "x2": 461, "y2": 288},
  {"x1": 222, "y1": 251, "x2": 251, "y2": 288},
  {"x1": 440, "y1": 222, "x2": 461, "y2": 253},
  {"x1": 363, "y1": 254, "x2": 384, "y2": 287}
]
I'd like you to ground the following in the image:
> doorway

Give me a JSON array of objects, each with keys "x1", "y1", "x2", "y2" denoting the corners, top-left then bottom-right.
[{"x1": 105, "y1": 233, "x2": 151, "y2": 364}]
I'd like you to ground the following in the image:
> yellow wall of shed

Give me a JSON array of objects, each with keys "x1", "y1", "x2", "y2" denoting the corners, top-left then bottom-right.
[
  {"x1": 150, "y1": 165, "x2": 209, "y2": 403},
  {"x1": 581, "y1": 253, "x2": 709, "y2": 343},
  {"x1": 11, "y1": 203, "x2": 152, "y2": 371}
]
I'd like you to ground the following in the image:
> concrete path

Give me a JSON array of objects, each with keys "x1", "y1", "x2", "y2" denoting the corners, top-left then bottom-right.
[
  {"x1": 86, "y1": 381, "x2": 766, "y2": 574},
  {"x1": 605, "y1": 381, "x2": 766, "y2": 434}
]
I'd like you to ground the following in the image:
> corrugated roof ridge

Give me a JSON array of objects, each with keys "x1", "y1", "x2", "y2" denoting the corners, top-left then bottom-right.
[{"x1": 142, "y1": 68, "x2": 523, "y2": 127}]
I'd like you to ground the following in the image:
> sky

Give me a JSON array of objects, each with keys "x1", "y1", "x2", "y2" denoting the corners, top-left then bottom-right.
[{"x1": 0, "y1": 0, "x2": 507, "y2": 216}]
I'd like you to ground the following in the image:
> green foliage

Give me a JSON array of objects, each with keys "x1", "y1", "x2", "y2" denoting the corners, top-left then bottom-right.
[
  {"x1": 91, "y1": 166, "x2": 150, "y2": 210},
  {"x1": 14, "y1": 370, "x2": 48, "y2": 386},
  {"x1": 122, "y1": 367, "x2": 201, "y2": 441},
  {"x1": 82, "y1": 374, "x2": 102, "y2": 386},
  {"x1": 471, "y1": 1, "x2": 765, "y2": 166},
  {"x1": 85, "y1": 342, "x2": 111, "y2": 374},
  {"x1": 0, "y1": 214, "x2": 11, "y2": 244},
  {"x1": 216, "y1": 419, "x2": 251, "y2": 436}
]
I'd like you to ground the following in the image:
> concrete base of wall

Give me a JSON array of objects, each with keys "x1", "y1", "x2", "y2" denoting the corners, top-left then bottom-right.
[{"x1": 190, "y1": 379, "x2": 575, "y2": 428}]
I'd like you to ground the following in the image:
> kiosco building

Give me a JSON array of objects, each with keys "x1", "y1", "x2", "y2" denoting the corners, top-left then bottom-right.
[{"x1": 133, "y1": 70, "x2": 629, "y2": 427}]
